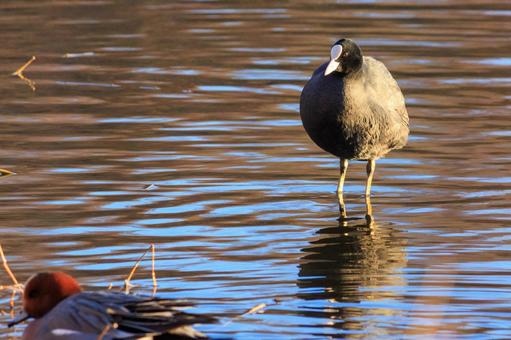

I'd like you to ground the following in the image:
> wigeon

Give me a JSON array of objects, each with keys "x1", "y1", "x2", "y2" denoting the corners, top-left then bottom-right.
[{"x1": 8, "y1": 272, "x2": 214, "y2": 339}]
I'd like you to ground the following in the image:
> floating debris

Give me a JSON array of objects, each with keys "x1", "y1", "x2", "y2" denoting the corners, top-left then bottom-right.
[
  {"x1": 63, "y1": 51, "x2": 95, "y2": 58},
  {"x1": 240, "y1": 303, "x2": 267, "y2": 317},
  {"x1": 0, "y1": 169, "x2": 15, "y2": 177},
  {"x1": 144, "y1": 183, "x2": 159, "y2": 191},
  {"x1": 12, "y1": 56, "x2": 36, "y2": 91},
  {"x1": 220, "y1": 296, "x2": 294, "y2": 327}
]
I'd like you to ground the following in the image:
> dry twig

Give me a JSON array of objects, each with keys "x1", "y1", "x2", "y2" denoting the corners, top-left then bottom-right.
[
  {"x1": 123, "y1": 244, "x2": 158, "y2": 295},
  {"x1": 9, "y1": 290, "x2": 16, "y2": 309},
  {"x1": 0, "y1": 244, "x2": 23, "y2": 312},
  {"x1": 0, "y1": 244, "x2": 19, "y2": 286},
  {"x1": 123, "y1": 245, "x2": 151, "y2": 294},
  {"x1": 0, "y1": 169, "x2": 15, "y2": 177},
  {"x1": 12, "y1": 56, "x2": 36, "y2": 76},
  {"x1": 222, "y1": 302, "x2": 268, "y2": 327},
  {"x1": 151, "y1": 243, "x2": 157, "y2": 295},
  {"x1": 12, "y1": 56, "x2": 36, "y2": 91},
  {"x1": 97, "y1": 322, "x2": 117, "y2": 340},
  {"x1": 240, "y1": 303, "x2": 267, "y2": 317}
]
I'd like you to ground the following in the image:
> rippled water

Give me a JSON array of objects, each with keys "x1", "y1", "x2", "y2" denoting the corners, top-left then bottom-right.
[{"x1": 1, "y1": 1, "x2": 511, "y2": 339}]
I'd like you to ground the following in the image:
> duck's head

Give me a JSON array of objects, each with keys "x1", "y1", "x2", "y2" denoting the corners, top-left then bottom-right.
[
  {"x1": 9, "y1": 272, "x2": 82, "y2": 327},
  {"x1": 23, "y1": 272, "x2": 82, "y2": 318},
  {"x1": 324, "y1": 38, "x2": 363, "y2": 76}
]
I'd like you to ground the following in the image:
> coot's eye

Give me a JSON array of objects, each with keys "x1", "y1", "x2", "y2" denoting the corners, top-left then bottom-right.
[{"x1": 27, "y1": 289, "x2": 39, "y2": 299}]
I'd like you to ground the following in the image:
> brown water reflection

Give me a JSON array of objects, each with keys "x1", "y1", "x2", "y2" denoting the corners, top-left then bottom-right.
[
  {"x1": 1, "y1": 0, "x2": 511, "y2": 339},
  {"x1": 298, "y1": 217, "x2": 406, "y2": 337}
]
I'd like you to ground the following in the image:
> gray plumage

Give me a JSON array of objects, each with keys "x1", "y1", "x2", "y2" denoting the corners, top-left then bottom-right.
[
  {"x1": 299, "y1": 38, "x2": 410, "y2": 212},
  {"x1": 300, "y1": 43, "x2": 409, "y2": 161},
  {"x1": 22, "y1": 291, "x2": 214, "y2": 340}
]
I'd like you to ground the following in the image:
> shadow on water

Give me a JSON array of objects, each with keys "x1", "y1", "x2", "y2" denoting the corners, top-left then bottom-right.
[{"x1": 297, "y1": 212, "x2": 407, "y2": 335}]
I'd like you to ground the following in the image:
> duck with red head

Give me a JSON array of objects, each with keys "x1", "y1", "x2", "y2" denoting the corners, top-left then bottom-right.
[
  {"x1": 23, "y1": 272, "x2": 82, "y2": 319},
  {"x1": 10, "y1": 272, "x2": 214, "y2": 339}
]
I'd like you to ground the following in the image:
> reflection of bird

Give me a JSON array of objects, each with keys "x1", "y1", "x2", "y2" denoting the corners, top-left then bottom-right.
[
  {"x1": 10, "y1": 272, "x2": 214, "y2": 339},
  {"x1": 297, "y1": 216, "x2": 406, "y2": 335},
  {"x1": 300, "y1": 38, "x2": 409, "y2": 217}
]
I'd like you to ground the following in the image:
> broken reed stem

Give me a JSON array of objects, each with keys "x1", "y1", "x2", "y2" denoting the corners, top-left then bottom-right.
[
  {"x1": 151, "y1": 243, "x2": 157, "y2": 295},
  {"x1": 123, "y1": 244, "x2": 157, "y2": 295},
  {"x1": 12, "y1": 56, "x2": 36, "y2": 76},
  {"x1": 0, "y1": 284, "x2": 23, "y2": 290},
  {"x1": 0, "y1": 169, "x2": 15, "y2": 177},
  {"x1": 9, "y1": 290, "x2": 16, "y2": 309},
  {"x1": 12, "y1": 56, "x2": 37, "y2": 91},
  {"x1": 123, "y1": 245, "x2": 151, "y2": 294},
  {"x1": 97, "y1": 323, "x2": 113, "y2": 340},
  {"x1": 22, "y1": 75, "x2": 36, "y2": 91},
  {"x1": 222, "y1": 302, "x2": 268, "y2": 327},
  {"x1": 219, "y1": 297, "x2": 292, "y2": 327},
  {"x1": 239, "y1": 303, "x2": 267, "y2": 317},
  {"x1": 0, "y1": 244, "x2": 23, "y2": 312},
  {"x1": 0, "y1": 244, "x2": 19, "y2": 286}
]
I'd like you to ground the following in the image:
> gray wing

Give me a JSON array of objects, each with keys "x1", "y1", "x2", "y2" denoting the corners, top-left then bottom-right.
[
  {"x1": 363, "y1": 57, "x2": 409, "y2": 149},
  {"x1": 27, "y1": 293, "x2": 133, "y2": 339},
  {"x1": 28, "y1": 292, "x2": 214, "y2": 339}
]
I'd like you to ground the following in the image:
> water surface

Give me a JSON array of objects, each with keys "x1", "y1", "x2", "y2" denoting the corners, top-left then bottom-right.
[{"x1": 1, "y1": 1, "x2": 511, "y2": 339}]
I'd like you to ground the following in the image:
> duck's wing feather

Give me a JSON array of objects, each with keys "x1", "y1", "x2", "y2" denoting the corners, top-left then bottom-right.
[{"x1": 27, "y1": 292, "x2": 215, "y2": 339}]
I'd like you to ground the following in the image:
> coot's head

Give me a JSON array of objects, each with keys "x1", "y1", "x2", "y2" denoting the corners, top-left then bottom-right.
[{"x1": 324, "y1": 39, "x2": 363, "y2": 76}]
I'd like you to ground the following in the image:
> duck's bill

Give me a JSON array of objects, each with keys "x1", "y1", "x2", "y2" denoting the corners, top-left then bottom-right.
[
  {"x1": 324, "y1": 59, "x2": 340, "y2": 76},
  {"x1": 7, "y1": 312, "x2": 30, "y2": 327}
]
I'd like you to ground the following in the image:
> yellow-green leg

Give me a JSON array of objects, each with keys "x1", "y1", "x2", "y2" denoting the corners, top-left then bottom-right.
[
  {"x1": 365, "y1": 195, "x2": 373, "y2": 224},
  {"x1": 337, "y1": 159, "x2": 349, "y2": 219},
  {"x1": 365, "y1": 159, "x2": 375, "y2": 218},
  {"x1": 365, "y1": 160, "x2": 376, "y2": 197}
]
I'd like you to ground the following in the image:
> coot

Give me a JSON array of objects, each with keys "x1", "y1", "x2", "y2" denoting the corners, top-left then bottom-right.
[{"x1": 300, "y1": 38, "x2": 409, "y2": 215}]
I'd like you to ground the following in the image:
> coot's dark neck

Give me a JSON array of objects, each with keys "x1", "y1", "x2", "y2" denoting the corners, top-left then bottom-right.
[{"x1": 343, "y1": 64, "x2": 363, "y2": 81}]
